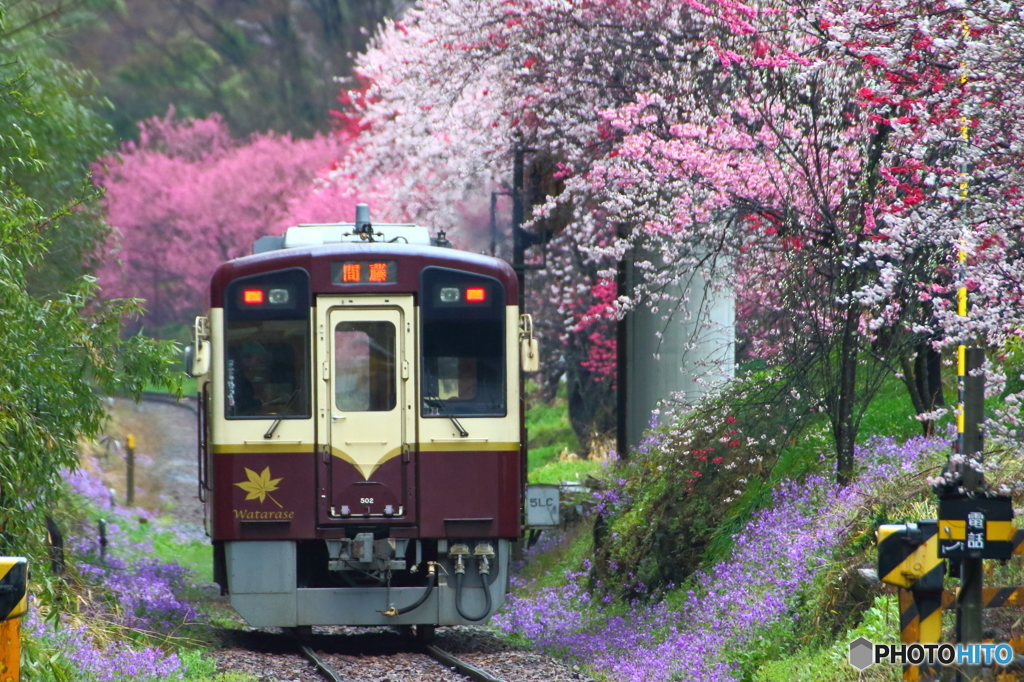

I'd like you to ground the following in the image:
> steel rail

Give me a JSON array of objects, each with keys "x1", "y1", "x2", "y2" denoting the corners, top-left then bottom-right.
[
  {"x1": 421, "y1": 644, "x2": 509, "y2": 682},
  {"x1": 300, "y1": 644, "x2": 347, "y2": 682}
]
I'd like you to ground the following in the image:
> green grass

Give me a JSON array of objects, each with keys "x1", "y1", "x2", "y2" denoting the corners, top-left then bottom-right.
[
  {"x1": 753, "y1": 595, "x2": 903, "y2": 682},
  {"x1": 523, "y1": 381, "x2": 608, "y2": 485},
  {"x1": 526, "y1": 388, "x2": 582, "y2": 473},
  {"x1": 145, "y1": 373, "x2": 198, "y2": 396},
  {"x1": 124, "y1": 517, "x2": 214, "y2": 583},
  {"x1": 529, "y1": 459, "x2": 607, "y2": 485},
  {"x1": 855, "y1": 373, "x2": 937, "y2": 444},
  {"x1": 516, "y1": 519, "x2": 595, "y2": 591},
  {"x1": 180, "y1": 650, "x2": 258, "y2": 682}
]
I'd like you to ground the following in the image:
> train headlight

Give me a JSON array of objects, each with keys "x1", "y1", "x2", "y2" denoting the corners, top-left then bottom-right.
[
  {"x1": 268, "y1": 288, "x2": 290, "y2": 305},
  {"x1": 439, "y1": 287, "x2": 460, "y2": 303}
]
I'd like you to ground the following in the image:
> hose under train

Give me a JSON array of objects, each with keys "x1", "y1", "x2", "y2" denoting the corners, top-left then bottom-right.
[
  {"x1": 454, "y1": 564, "x2": 493, "y2": 622},
  {"x1": 382, "y1": 563, "x2": 437, "y2": 617}
]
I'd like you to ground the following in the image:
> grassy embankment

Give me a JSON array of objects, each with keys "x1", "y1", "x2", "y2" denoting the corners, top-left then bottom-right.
[{"x1": 506, "y1": 370, "x2": 1024, "y2": 682}]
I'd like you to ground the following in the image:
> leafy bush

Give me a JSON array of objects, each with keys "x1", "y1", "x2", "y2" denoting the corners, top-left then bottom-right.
[
  {"x1": 591, "y1": 371, "x2": 816, "y2": 598},
  {"x1": 22, "y1": 465, "x2": 213, "y2": 681}
]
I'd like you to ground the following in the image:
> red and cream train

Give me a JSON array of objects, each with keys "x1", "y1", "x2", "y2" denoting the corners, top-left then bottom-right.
[{"x1": 187, "y1": 206, "x2": 538, "y2": 634}]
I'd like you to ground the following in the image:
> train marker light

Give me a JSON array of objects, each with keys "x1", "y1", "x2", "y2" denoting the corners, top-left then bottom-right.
[
  {"x1": 268, "y1": 288, "x2": 289, "y2": 305},
  {"x1": 243, "y1": 289, "x2": 264, "y2": 305},
  {"x1": 342, "y1": 263, "x2": 361, "y2": 283},
  {"x1": 439, "y1": 287, "x2": 460, "y2": 303},
  {"x1": 368, "y1": 262, "x2": 389, "y2": 282},
  {"x1": 465, "y1": 287, "x2": 487, "y2": 303}
]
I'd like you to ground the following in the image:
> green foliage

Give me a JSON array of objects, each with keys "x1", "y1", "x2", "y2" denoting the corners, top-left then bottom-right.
[
  {"x1": 856, "y1": 372, "x2": 933, "y2": 444},
  {"x1": 0, "y1": 193, "x2": 180, "y2": 554},
  {"x1": 0, "y1": 5, "x2": 181, "y2": 560},
  {"x1": 1000, "y1": 337, "x2": 1024, "y2": 396},
  {"x1": 20, "y1": 627, "x2": 77, "y2": 682},
  {"x1": 0, "y1": 2, "x2": 120, "y2": 296},
  {"x1": 592, "y1": 369, "x2": 814, "y2": 598},
  {"x1": 59, "y1": 0, "x2": 398, "y2": 138},
  {"x1": 703, "y1": 371, "x2": 932, "y2": 566},
  {"x1": 526, "y1": 381, "x2": 583, "y2": 472},
  {"x1": 753, "y1": 595, "x2": 903, "y2": 682}
]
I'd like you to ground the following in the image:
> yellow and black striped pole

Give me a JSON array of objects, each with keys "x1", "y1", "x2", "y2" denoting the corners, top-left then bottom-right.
[
  {"x1": 953, "y1": 13, "x2": 985, "y2": 679},
  {"x1": 956, "y1": 245, "x2": 966, "y2": 458},
  {"x1": 955, "y1": 0, "x2": 971, "y2": 462},
  {"x1": 0, "y1": 556, "x2": 27, "y2": 682}
]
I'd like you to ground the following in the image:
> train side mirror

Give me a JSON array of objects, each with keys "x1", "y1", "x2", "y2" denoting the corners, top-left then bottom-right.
[
  {"x1": 519, "y1": 314, "x2": 540, "y2": 373},
  {"x1": 185, "y1": 342, "x2": 212, "y2": 378},
  {"x1": 521, "y1": 338, "x2": 539, "y2": 373},
  {"x1": 187, "y1": 316, "x2": 211, "y2": 377}
]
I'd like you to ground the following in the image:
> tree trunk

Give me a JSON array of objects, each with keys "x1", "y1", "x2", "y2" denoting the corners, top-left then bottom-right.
[
  {"x1": 834, "y1": 306, "x2": 860, "y2": 484},
  {"x1": 918, "y1": 344, "x2": 944, "y2": 435},
  {"x1": 900, "y1": 344, "x2": 944, "y2": 436}
]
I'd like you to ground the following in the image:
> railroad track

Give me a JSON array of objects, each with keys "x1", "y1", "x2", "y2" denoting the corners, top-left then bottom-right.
[
  {"x1": 297, "y1": 628, "x2": 509, "y2": 682},
  {"x1": 215, "y1": 627, "x2": 548, "y2": 682},
  {"x1": 298, "y1": 638, "x2": 508, "y2": 682}
]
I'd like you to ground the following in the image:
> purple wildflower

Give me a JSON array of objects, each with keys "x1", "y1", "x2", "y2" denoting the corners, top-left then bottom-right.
[{"x1": 496, "y1": 435, "x2": 946, "y2": 681}]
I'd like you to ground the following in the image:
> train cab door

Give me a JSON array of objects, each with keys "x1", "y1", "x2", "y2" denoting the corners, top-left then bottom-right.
[{"x1": 316, "y1": 295, "x2": 415, "y2": 524}]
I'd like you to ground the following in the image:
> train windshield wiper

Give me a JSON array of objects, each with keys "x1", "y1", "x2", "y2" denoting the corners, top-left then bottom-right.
[
  {"x1": 425, "y1": 396, "x2": 468, "y2": 438},
  {"x1": 264, "y1": 389, "x2": 300, "y2": 439}
]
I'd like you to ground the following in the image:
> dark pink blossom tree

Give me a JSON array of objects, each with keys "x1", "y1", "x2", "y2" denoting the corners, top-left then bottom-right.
[{"x1": 96, "y1": 111, "x2": 348, "y2": 330}]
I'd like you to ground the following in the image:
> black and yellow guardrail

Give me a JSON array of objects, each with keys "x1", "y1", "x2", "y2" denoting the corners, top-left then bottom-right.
[
  {"x1": 878, "y1": 522, "x2": 944, "y2": 681},
  {"x1": 0, "y1": 556, "x2": 27, "y2": 682},
  {"x1": 879, "y1": 526, "x2": 1024, "y2": 682}
]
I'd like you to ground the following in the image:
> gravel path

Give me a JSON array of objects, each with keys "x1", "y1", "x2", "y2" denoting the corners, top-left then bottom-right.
[{"x1": 98, "y1": 396, "x2": 203, "y2": 528}]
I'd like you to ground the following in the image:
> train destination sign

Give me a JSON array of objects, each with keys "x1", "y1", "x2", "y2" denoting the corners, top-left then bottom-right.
[{"x1": 332, "y1": 260, "x2": 398, "y2": 284}]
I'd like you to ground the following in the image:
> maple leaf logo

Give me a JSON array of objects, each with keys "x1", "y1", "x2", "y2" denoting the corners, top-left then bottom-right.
[{"x1": 234, "y1": 466, "x2": 283, "y2": 508}]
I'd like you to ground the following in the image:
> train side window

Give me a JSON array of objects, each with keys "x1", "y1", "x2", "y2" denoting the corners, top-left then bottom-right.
[
  {"x1": 224, "y1": 268, "x2": 311, "y2": 420},
  {"x1": 420, "y1": 267, "x2": 506, "y2": 418},
  {"x1": 334, "y1": 321, "x2": 397, "y2": 412}
]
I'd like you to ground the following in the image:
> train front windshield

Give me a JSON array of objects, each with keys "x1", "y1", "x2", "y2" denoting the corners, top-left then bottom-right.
[
  {"x1": 420, "y1": 267, "x2": 506, "y2": 418},
  {"x1": 224, "y1": 268, "x2": 311, "y2": 419},
  {"x1": 334, "y1": 321, "x2": 397, "y2": 412}
]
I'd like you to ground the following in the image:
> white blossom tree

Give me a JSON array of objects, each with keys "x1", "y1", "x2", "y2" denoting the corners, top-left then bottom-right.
[{"x1": 327, "y1": 0, "x2": 1024, "y2": 479}]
